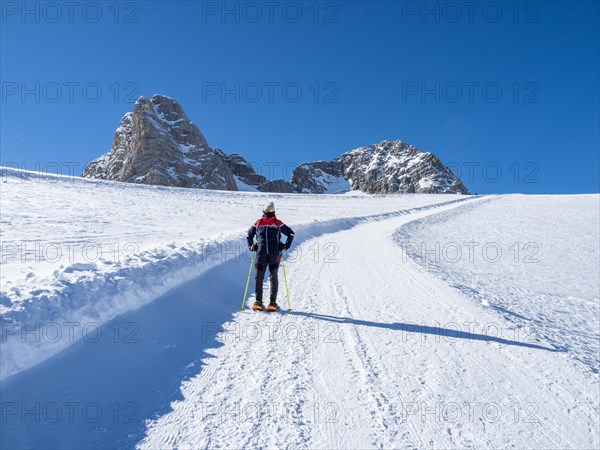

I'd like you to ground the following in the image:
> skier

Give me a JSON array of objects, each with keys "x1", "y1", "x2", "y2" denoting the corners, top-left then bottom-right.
[{"x1": 246, "y1": 201, "x2": 295, "y2": 311}]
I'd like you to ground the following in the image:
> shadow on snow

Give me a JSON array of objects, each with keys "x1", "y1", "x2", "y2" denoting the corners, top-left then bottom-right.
[
  {"x1": 0, "y1": 255, "x2": 244, "y2": 450},
  {"x1": 288, "y1": 311, "x2": 561, "y2": 352}
]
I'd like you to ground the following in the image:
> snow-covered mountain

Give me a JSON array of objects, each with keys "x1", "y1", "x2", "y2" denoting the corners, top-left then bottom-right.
[
  {"x1": 82, "y1": 95, "x2": 469, "y2": 195},
  {"x1": 291, "y1": 140, "x2": 470, "y2": 194},
  {"x1": 82, "y1": 95, "x2": 291, "y2": 192}
]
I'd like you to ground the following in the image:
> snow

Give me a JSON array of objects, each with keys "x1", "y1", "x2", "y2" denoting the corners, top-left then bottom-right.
[
  {"x1": 151, "y1": 101, "x2": 185, "y2": 126},
  {"x1": 313, "y1": 170, "x2": 351, "y2": 194},
  {"x1": 417, "y1": 177, "x2": 436, "y2": 190},
  {"x1": 301, "y1": 167, "x2": 351, "y2": 194},
  {"x1": 0, "y1": 167, "x2": 456, "y2": 381},
  {"x1": 233, "y1": 175, "x2": 259, "y2": 192},
  {"x1": 396, "y1": 194, "x2": 600, "y2": 373},
  {"x1": 143, "y1": 114, "x2": 166, "y2": 132},
  {"x1": 181, "y1": 156, "x2": 200, "y2": 167},
  {"x1": 1, "y1": 167, "x2": 598, "y2": 449},
  {"x1": 178, "y1": 143, "x2": 196, "y2": 154},
  {"x1": 115, "y1": 112, "x2": 133, "y2": 133}
]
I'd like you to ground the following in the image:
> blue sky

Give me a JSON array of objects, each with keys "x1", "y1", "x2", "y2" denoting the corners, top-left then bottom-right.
[{"x1": 1, "y1": 0, "x2": 598, "y2": 194}]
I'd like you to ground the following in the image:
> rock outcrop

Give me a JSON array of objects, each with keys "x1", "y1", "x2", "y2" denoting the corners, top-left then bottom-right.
[
  {"x1": 289, "y1": 160, "x2": 347, "y2": 194},
  {"x1": 83, "y1": 95, "x2": 293, "y2": 192},
  {"x1": 290, "y1": 140, "x2": 469, "y2": 194}
]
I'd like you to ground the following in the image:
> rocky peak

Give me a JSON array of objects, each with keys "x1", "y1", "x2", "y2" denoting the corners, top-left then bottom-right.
[
  {"x1": 134, "y1": 95, "x2": 209, "y2": 150},
  {"x1": 83, "y1": 95, "x2": 237, "y2": 190},
  {"x1": 290, "y1": 140, "x2": 470, "y2": 194}
]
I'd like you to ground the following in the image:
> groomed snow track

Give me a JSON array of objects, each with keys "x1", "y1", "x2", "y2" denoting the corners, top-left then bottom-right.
[{"x1": 1, "y1": 196, "x2": 598, "y2": 449}]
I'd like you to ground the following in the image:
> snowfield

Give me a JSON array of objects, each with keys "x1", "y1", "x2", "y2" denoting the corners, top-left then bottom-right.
[
  {"x1": 396, "y1": 195, "x2": 600, "y2": 374},
  {"x1": 0, "y1": 168, "x2": 463, "y2": 380},
  {"x1": 0, "y1": 167, "x2": 598, "y2": 449}
]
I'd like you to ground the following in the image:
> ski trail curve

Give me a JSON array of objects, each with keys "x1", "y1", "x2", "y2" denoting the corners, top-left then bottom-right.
[
  {"x1": 2, "y1": 196, "x2": 596, "y2": 449},
  {"x1": 138, "y1": 197, "x2": 598, "y2": 449}
]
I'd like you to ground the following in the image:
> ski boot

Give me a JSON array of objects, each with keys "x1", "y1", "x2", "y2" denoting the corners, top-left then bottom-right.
[
  {"x1": 266, "y1": 302, "x2": 280, "y2": 312},
  {"x1": 251, "y1": 301, "x2": 264, "y2": 311}
]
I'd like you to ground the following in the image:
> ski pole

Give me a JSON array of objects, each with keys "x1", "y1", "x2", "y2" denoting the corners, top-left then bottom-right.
[
  {"x1": 281, "y1": 251, "x2": 291, "y2": 311},
  {"x1": 240, "y1": 252, "x2": 255, "y2": 311}
]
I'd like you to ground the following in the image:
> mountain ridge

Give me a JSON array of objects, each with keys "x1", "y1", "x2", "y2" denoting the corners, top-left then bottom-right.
[{"x1": 82, "y1": 94, "x2": 469, "y2": 195}]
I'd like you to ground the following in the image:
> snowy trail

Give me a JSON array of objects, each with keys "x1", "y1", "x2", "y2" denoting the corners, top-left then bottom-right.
[
  {"x1": 0, "y1": 197, "x2": 469, "y2": 449},
  {"x1": 137, "y1": 199, "x2": 598, "y2": 449},
  {"x1": 1, "y1": 197, "x2": 597, "y2": 449},
  {"x1": 1, "y1": 166, "x2": 468, "y2": 382}
]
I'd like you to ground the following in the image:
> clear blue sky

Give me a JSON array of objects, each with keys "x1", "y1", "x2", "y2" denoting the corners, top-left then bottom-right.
[{"x1": 1, "y1": 1, "x2": 598, "y2": 194}]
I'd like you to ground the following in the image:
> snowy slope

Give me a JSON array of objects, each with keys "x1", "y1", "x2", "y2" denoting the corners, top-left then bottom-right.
[
  {"x1": 396, "y1": 195, "x2": 600, "y2": 373},
  {"x1": 232, "y1": 175, "x2": 259, "y2": 192},
  {"x1": 0, "y1": 167, "x2": 462, "y2": 380},
  {"x1": 138, "y1": 199, "x2": 598, "y2": 449},
  {"x1": 1, "y1": 168, "x2": 598, "y2": 449}
]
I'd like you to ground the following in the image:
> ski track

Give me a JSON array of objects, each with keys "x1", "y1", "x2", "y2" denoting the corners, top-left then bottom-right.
[
  {"x1": 395, "y1": 195, "x2": 600, "y2": 375},
  {"x1": 138, "y1": 197, "x2": 598, "y2": 449}
]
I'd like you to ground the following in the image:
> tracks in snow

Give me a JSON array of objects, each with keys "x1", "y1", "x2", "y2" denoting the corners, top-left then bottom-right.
[
  {"x1": 138, "y1": 198, "x2": 481, "y2": 449},
  {"x1": 139, "y1": 195, "x2": 598, "y2": 449},
  {"x1": 2, "y1": 195, "x2": 596, "y2": 449}
]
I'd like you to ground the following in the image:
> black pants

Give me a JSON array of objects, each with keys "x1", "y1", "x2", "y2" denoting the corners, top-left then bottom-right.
[{"x1": 255, "y1": 253, "x2": 280, "y2": 303}]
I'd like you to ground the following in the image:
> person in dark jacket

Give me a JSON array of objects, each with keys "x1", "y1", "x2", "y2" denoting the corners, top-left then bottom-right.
[{"x1": 246, "y1": 201, "x2": 295, "y2": 311}]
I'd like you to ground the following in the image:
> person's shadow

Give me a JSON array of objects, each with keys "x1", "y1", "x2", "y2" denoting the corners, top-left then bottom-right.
[{"x1": 288, "y1": 311, "x2": 561, "y2": 352}]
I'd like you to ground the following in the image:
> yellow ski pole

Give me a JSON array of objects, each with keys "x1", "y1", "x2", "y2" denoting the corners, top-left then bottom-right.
[
  {"x1": 281, "y1": 251, "x2": 291, "y2": 311},
  {"x1": 240, "y1": 252, "x2": 255, "y2": 311}
]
